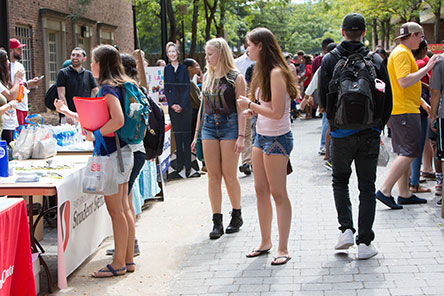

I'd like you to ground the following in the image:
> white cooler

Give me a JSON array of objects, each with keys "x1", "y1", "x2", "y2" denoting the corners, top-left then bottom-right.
[{"x1": 32, "y1": 253, "x2": 40, "y2": 295}]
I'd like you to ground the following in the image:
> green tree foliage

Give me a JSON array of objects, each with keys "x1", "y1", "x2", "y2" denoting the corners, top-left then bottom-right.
[{"x1": 134, "y1": 0, "x2": 442, "y2": 56}]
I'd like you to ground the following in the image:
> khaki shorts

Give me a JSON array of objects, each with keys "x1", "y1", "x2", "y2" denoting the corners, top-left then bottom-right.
[{"x1": 109, "y1": 145, "x2": 134, "y2": 185}]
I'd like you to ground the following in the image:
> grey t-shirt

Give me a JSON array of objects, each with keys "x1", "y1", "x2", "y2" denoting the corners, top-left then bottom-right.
[{"x1": 431, "y1": 53, "x2": 444, "y2": 118}]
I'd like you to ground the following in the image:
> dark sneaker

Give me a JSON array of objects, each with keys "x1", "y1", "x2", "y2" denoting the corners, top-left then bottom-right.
[
  {"x1": 324, "y1": 160, "x2": 332, "y2": 170},
  {"x1": 375, "y1": 190, "x2": 403, "y2": 209},
  {"x1": 437, "y1": 199, "x2": 442, "y2": 207},
  {"x1": 398, "y1": 194, "x2": 427, "y2": 205},
  {"x1": 106, "y1": 238, "x2": 140, "y2": 257},
  {"x1": 239, "y1": 163, "x2": 252, "y2": 176}
]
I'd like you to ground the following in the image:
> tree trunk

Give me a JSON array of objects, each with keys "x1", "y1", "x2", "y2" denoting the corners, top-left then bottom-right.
[
  {"x1": 434, "y1": 4, "x2": 441, "y2": 43},
  {"x1": 204, "y1": 0, "x2": 218, "y2": 41},
  {"x1": 380, "y1": 19, "x2": 385, "y2": 50},
  {"x1": 385, "y1": 19, "x2": 391, "y2": 50},
  {"x1": 189, "y1": 0, "x2": 200, "y2": 57},
  {"x1": 166, "y1": 0, "x2": 177, "y2": 42},
  {"x1": 216, "y1": 0, "x2": 226, "y2": 38},
  {"x1": 372, "y1": 18, "x2": 379, "y2": 49}
]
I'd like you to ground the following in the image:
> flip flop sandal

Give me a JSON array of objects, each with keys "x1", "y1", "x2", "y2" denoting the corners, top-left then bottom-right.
[
  {"x1": 410, "y1": 185, "x2": 431, "y2": 193},
  {"x1": 271, "y1": 256, "x2": 291, "y2": 266},
  {"x1": 422, "y1": 172, "x2": 436, "y2": 179},
  {"x1": 92, "y1": 264, "x2": 127, "y2": 278},
  {"x1": 246, "y1": 248, "x2": 271, "y2": 258},
  {"x1": 126, "y1": 263, "x2": 136, "y2": 273}
]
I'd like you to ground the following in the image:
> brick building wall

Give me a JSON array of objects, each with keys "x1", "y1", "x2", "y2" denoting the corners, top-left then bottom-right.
[
  {"x1": 423, "y1": 22, "x2": 444, "y2": 44},
  {"x1": 8, "y1": 0, "x2": 134, "y2": 113}
]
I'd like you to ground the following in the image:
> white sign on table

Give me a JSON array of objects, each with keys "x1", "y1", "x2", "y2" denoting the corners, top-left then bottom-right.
[
  {"x1": 145, "y1": 66, "x2": 165, "y2": 104},
  {"x1": 56, "y1": 166, "x2": 112, "y2": 289}
]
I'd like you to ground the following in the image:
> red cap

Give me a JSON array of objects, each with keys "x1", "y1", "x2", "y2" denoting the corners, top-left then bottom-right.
[{"x1": 9, "y1": 38, "x2": 26, "y2": 49}]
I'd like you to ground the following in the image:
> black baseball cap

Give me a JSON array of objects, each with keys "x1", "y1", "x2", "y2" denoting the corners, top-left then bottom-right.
[{"x1": 342, "y1": 13, "x2": 366, "y2": 31}]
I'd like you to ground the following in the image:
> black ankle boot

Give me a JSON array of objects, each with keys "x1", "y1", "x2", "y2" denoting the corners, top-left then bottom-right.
[
  {"x1": 209, "y1": 213, "x2": 224, "y2": 239},
  {"x1": 226, "y1": 209, "x2": 243, "y2": 233}
]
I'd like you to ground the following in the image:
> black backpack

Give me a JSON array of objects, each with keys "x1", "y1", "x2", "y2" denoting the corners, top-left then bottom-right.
[
  {"x1": 44, "y1": 84, "x2": 58, "y2": 110},
  {"x1": 142, "y1": 91, "x2": 165, "y2": 160},
  {"x1": 328, "y1": 49, "x2": 377, "y2": 129}
]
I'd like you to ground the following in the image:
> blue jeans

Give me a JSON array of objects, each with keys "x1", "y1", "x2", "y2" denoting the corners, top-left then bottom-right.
[
  {"x1": 320, "y1": 112, "x2": 328, "y2": 149},
  {"x1": 331, "y1": 129, "x2": 379, "y2": 245},
  {"x1": 201, "y1": 113, "x2": 238, "y2": 140},
  {"x1": 254, "y1": 131, "x2": 294, "y2": 156},
  {"x1": 410, "y1": 117, "x2": 429, "y2": 186}
]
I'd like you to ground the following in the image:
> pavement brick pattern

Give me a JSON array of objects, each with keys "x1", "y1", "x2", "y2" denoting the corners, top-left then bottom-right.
[{"x1": 167, "y1": 119, "x2": 444, "y2": 296}]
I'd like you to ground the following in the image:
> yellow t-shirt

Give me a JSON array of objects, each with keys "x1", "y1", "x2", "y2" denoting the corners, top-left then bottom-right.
[{"x1": 388, "y1": 44, "x2": 421, "y2": 115}]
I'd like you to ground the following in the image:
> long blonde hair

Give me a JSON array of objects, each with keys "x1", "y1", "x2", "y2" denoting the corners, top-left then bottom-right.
[{"x1": 202, "y1": 38, "x2": 238, "y2": 93}]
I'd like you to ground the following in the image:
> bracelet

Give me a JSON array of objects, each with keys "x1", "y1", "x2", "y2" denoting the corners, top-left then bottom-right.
[
  {"x1": 238, "y1": 134, "x2": 245, "y2": 138},
  {"x1": 248, "y1": 101, "x2": 252, "y2": 109}
]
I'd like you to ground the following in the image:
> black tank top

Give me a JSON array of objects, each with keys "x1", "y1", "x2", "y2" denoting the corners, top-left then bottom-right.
[{"x1": 202, "y1": 70, "x2": 239, "y2": 115}]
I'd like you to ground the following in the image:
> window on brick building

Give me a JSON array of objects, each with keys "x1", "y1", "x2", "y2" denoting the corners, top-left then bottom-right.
[
  {"x1": 75, "y1": 24, "x2": 92, "y2": 70},
  {"x1": 99, "y1": 29, "x2": 114, "y2": 45},
  {"x1": 15, "y1": 26, "x2": 33, "y2": 79},
  {"x1": 42, "y1": 18, "x2": 66, "y2": 88}
]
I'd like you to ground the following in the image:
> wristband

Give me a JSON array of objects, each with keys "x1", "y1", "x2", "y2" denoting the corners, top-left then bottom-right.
[
  {"x1": 238, "y1": 134, "x2": 245, "y2": 138},
  {"x1": 248, "y1": 101, "x2": 252, "y2": 109}
]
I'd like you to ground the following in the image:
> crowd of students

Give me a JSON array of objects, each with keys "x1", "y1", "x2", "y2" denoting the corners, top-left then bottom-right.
[{"x1": 3, "y1": 10, "x2": 444, "y2": 278}]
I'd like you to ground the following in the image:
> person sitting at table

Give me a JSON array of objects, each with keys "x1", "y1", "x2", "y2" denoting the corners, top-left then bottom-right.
[{"x1": 86, "y1": 44, "x2": 135, "y2": 277}]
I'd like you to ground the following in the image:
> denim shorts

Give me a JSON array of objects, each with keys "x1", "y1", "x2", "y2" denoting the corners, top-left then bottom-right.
[
  {"x1": 201, "y1": 113, "x2": 238, "y2": 140},
  {"x1": 254, "y1": 131, "x2": 294, "y2": 156}
]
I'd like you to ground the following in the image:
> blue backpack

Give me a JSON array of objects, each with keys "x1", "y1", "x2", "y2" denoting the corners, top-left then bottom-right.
[
  {"x1": 98, "y1": 82, "x2": 150, "y2": 144},
  {"x1": 118, "y1": 82, "x2": 150, "y2": 144}
]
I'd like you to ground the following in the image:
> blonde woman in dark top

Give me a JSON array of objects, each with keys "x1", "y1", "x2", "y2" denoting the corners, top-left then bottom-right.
[{"x1": 192, "y1": 38, "x2": 247, "y2": 239}]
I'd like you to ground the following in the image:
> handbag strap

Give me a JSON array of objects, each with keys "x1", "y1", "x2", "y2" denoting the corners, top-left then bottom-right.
[
  {"x1": 24, "y1": 114, "x2": 44, "y2": 125},
  {"x1": 114, "y1": 134, "x2": 124, "y2": 173},
  {"x1": 93, "y1": 130, "x2": 110, "y2": 157}
]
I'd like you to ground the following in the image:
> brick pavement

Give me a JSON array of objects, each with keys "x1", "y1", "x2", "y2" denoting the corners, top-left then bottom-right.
[{"x1": 167, "y1": 118, "x2": 444, "y2": 296}]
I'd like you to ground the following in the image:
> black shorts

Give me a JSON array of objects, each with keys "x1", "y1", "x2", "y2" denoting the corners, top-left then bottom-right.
[
  {"x1": 429, "y1": 120, "x2": 437, "y2": 141},
  {"x1": 436, "y1": 118, "x2": 444, "y2": 160},
  {"x1": 389, "y1": 113, "x2": 421, "y2": 158}
]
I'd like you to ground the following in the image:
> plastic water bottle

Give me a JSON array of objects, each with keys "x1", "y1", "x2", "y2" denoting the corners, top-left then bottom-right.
[
  {"x1": 0, "y1": 140, "x2": 9, "y2": 177},
  {"x1": 16, "y1": 82, "x2": 24, "y2": 102}
]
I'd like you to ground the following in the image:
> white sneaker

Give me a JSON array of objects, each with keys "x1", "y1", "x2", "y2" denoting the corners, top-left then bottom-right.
[
  {"x1": 357, "y1": 243, "x2": 378, "y2": 260},
  {"x1": 334, "y1": 229, "x2": 354, "y2": 250}
]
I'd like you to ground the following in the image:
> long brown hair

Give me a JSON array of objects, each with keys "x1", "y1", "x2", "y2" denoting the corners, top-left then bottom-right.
[
  {"x1": 247, "y1": 28, "x2": 298, "y2": 102},
  {"x1": 92, "y1": 44, "x2": 136, "y2": 87},
  {"x1": 0, "y1": 49, "x2": 10, "y2": 86}
]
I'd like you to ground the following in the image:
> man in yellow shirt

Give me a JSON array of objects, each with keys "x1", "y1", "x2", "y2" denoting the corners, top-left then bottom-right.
[{"x1": 376, "y1": 22, "x2": 441, "y2": 209}]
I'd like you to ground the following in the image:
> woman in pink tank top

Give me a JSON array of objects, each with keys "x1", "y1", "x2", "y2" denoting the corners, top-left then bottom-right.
[{"x1": 237, "y1": 27, "x2": 298, "y2": 265}]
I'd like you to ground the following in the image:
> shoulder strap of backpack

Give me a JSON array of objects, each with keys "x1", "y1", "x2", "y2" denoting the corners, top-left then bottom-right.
[{"x1": 330, "y1": 48, "x2": 342, "y2": 60}]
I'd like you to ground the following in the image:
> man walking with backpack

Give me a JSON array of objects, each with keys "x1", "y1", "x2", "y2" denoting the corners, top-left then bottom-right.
[
  {"x1": 376, "y1": 22, "x2": 441, "y2": 209},
  {"x1": 319, "y1": 13, "x2": 392, "y2": 259}
]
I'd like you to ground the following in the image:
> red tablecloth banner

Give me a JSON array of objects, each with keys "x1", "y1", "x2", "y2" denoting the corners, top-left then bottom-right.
[{"x1": 0, "y1": 199, "x2": 36, "y2": 296}]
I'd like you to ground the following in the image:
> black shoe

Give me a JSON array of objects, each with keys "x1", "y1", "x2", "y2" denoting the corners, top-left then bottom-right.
[
  {"x1": 437, "y1": 199, "x2": 442, "y2": 207},
  {"x1": 226, "y1": 209, "x2": 243, "y2": 233},
  {"x1": 239, "y1": 163, "x2": 251, "y2": 176},
  {"x1": 397, "y1": 194, "x2": 427, "y2": 205},
  {"x1": 376, "y1": 190, "x2": 403, "y2": 209},
  {"x1": 209, "y1": 213, "x2": 224, "y2": 239}
]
